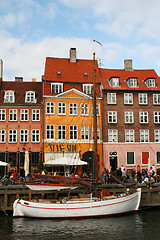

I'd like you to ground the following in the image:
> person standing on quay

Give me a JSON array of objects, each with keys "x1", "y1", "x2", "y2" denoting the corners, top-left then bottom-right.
[
  {"x1": 130, "y1": 168, "x2": 136, "y2": 183},
  {"x1": 11, "y1": 171, "x2": 17, "y2": 185}
]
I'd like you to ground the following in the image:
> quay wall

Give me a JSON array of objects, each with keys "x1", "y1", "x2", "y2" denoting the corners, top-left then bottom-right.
[{"x1": 0, "y1": 183, "x2": 160, "y2": 211}]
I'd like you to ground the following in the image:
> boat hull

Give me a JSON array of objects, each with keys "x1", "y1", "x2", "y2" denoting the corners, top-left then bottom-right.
[{"x1": 13, "y1": 189, "x2": 141, "y2": 219}]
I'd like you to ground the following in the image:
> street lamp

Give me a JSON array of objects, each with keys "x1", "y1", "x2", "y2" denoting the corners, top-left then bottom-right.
[{"x1": 62, "y1": 144, "x2": 65, "y2": 157}]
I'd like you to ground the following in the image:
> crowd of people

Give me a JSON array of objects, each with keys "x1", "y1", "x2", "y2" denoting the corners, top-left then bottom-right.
[{"x1": 0, "y1": 168, "x2": 26, "y2": 186}]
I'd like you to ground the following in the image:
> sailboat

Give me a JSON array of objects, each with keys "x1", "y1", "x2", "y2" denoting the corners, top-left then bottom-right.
[{"x1": 13, "y1": 52, "x2": 141, "y2": 219}]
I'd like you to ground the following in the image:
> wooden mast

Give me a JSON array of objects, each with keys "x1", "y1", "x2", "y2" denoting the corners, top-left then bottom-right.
[{"x1": 93, "y1": 52, "x2": 98, "y2": 179}]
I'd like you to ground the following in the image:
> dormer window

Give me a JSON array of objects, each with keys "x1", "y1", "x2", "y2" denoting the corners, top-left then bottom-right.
[
  {"x1": 4, "y1": 91, "x2": 15, "y2": 103},
  {"x1": 51, "y1": 83, "x2": 63, "y2": 93},
  {"x1": 57, "y1": 71, "x2": 61, "y2": 75},
  {"x1": 84, "y1": 73, "x2": 88, "y2": 76},
  {"x1": 109, "y1": 78, "x2": 120, "y2": 87},
  {"x1": 83, "y1": 84, "x2": 93, "y2": 94},
  {"x1": 127, "y1": 78, "x2": 138, "y2": 88},
  {"x1": 144, "y1": 78, "x2": 156, "y2": 88},
  {"x1": 25, "y1": 91, "x2": 37, "y2": 103}
]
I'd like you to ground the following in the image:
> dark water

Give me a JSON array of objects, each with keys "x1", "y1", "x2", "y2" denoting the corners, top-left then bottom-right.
[{"x1": 0, "y1": 209, "x2": 159, "y2": 240}]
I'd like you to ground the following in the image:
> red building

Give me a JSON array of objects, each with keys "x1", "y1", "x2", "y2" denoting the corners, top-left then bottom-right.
[{"x1": 0, "y1": 60, "x2": 43, "y2": 175}]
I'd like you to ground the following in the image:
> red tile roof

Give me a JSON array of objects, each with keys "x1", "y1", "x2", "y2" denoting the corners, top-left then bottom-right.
[
  {"x1": 0, "y1": 81, "x2": 43, "y2": 105},
  {"x1": 101, "y1": 68, "x2": 160, "y2": 91}
]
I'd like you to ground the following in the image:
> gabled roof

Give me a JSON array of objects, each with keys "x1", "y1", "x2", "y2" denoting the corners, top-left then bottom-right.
[
  {"x1": 0, "y1": 81, "x2": 43, "y2": 105},
  {"x1": 53, "y1": 88, "x2": 92, "y2": 99},
  {"x1": 101, "y1": 68, "x2": 160, "y2": 91}
]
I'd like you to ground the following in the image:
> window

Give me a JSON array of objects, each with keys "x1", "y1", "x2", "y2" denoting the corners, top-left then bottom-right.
[
  {"x1": 46, "y1": 125, "x2": 54, "y2": 139},
  {"x1": 125, "y1": 112, "x2": 134, "y2": 124},
  {"x1": 20, "y1": 130, "x2": 28, "y2": 143},
  {"x1": 154, "y1": 130, "x2": 160, "y2": 142},
  {"x1": 9, "y1": 109, "x2": 17, "y2": 121},
  {"x1": 92, "y1": 104, "x2": 100, "y2": 116},
  {"x1": 32, "y1": 109, "x2": 40, "y2": 121},
  {"x1": 20, "y1": 109, "x2": 29, "y2": 121},
  {"x1": 127, "y1": 78, "x2": 137, "y2": 88},
  {"x1": 139, "y1": 112, "x2": 148, "y2": 124},
  {"x1": 82, "y1": 84, "x2": 93, "y2": 94},
  {"x1": 0, "y1": 109, "x2": 6, "y2": 121},
  {"x1": 32, "y1": 129, "x2": 40, "y2": 143},
  {"x1": 9, "y1": 130, "x2": 17, "y2": 143},
  {"x1": 70, "y1": 126, "x2": 77, "y2": 139},
  {"x1": 108, "y1": 111, "x2": 117, "y2": 123},
  {"x1": 32, "y1": 152, "x2": 40, "y2": 166},
  {"x1": 4, "y1": 91, "x2": 15, "y2": 103},
  {"x1": 0, "y1": 130, "x2": 5, "y2": 143},
  {"x1": 127, "y1": 152, "x2": 135, "y2": 165},
  {"x1": 46, "y1": 102, "x2": 54, "y2": 114},
  {"x1": 154, "y1": 112, "x2": 160, "y2": 123},
  {"x1": 107, "y1": 93, "x2": 116, "y2": 104},
  {"x1": 108, "y1": 130, "x2": 118, "y2": 142},
  {"x1": 81, "y1": 103, "x2": 88, "y2": 115},
  {"x1": 69, "y1": 103, "x2": 77, "y2": 115},
  {"x1": 25, "y1": 91, "x2": 36, "y2": 103},
  {"x1": 153, "y1": 94, "x2": 160, "y2": 105},
  {"x1": 139, "y1": 94, "x2": 147, "y2": 105},
  {"x1": 109, "y1": 78, "x2": 119, "y2": 87},
  {"x1": 9, "y1": 152, "x2": 16, "y2": 166},
  {"x1": 81, "y1": 126, "x2": 89, "y2": 140},
  {"x1": 145, "y1": 78, "x2": 156, "y2": 88},
  {"x1": 142, "y1": 152, "x2": 149, "y2": 165},
  {"x1": 51, "y1": 83, "x2": 63, "y2": 93},
  {"x1": 156, "y1": 152, "x2": 160, "y2": 164},
  {"x1": 58, "y1": 103, "x2": 66, "y2": 115},
  {"x1": 92, "y1": 126, "x2": 100, "y2": 140},
  {"x1": 124, "y1": 93, "x2": 133, "y2": 104},
  {"x1": 125, "y1": 130, "x2": 134, "y2": 142},
  {"x1": 140, "y1": 130, "x2": 149, "y2": 142},
  {"x1": 58, "y1": 125, "x2": 66, "y2": 140}
]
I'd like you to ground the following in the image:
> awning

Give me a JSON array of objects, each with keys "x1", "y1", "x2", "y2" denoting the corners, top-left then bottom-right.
[
  {"x1": 44, "y1": 157, "x2": 88, "y2": 166},
  {"x1": 0, "y1": 161, "x2": 9, "y2": 167}
]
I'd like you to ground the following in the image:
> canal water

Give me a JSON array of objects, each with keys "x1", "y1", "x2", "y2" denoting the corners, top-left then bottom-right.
[{"x1": 0, "y1": 208, "x2": 159, "y2": 240}]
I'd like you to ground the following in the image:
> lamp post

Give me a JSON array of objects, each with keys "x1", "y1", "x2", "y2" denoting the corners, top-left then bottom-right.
[{"x1": 62, "y1": 144, "x2": 65, "y2": 157}]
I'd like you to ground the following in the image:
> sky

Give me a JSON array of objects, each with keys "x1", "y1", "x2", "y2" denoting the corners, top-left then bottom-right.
[{"x1": 1, "y1": 0, "x2": 160, "y2": 81}]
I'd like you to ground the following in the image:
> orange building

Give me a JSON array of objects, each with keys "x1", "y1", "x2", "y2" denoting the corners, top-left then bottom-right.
[{"x1": 43, "y1": 48, "x2": 103, "y2": 177}]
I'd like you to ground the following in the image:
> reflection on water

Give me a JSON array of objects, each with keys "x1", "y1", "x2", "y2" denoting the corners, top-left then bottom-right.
[{"x1": 0, "y1": 209, "x2": 160, "y2": 240}]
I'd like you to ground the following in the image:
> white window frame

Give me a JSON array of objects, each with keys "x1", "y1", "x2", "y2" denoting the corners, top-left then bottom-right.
[
  {"x1": 154, "y1": 112, "x2": 160, "y2": 124},
  {"x1": 25, "y1": 91, "x2": 36, "y2": 103},
  {"x1": 81, "y1": 126, "x2": 89, "y2": 140},
  {"x1": 32, "y1": 129, "x2": 40, "y2": 143},
  {"x1": 154, "y1": 130, "x2": 160, "y2": 142},
  {"x1": 20, "y1": 109, "x2": 29, "y2": 121},
  {"x1": 0, "y1": 130, "x2": 5, "y2": 143},
  {"x1": 125, "y1": 129, "x2": 134, "y2": 143},
  {"x1": 4, "y1": 91, "x2": 15, "y2": 103},
  {"x1": 140, "y1": 130, "x2": 149, "y2": 143},
  {"x1": 46, "y1": 102, "x2": 54, "y2": 115},
  {"x1": 128, "y1": 78, "x2": 137, "y2": 88},
  {"x1": 92, "y1": 126, "x2": 100, "y2": 140},
  {"x1": 107, "y1": 93, "x2": 116, "y2": 104},
  {"x1": 139, "y1": 93, "x2": 148, "y2": 105},
  {"x1": 139, "y1": 111, "x2": 148, "y2": 124},
  {"x1": 109, "y1": 78, "x2": 119, "y2": 87},
  {"x1": 9, "y1": 130, "x2": 17, "y2": 143},
  {"x1": 46, "y1": 125, "x2": 54, "y2": 140},
  {"x1": 124, "y1": 93, "x2": 133, "y2": 105},
  {"x1": 82, "y1": 84, "x2": 93, "y2": 94},
  {"x1": 58, "y1": 102, "x2": 66, "y2": 115},
  {"x1": 58, "y1": 125, "x2": 66, "y2": 140},
  {"x1": 125, "y1": 111, "x2": 134, "y2": 124},
  {"x1": 108, "y1": 129, "x2": 118, "y2": 142},
  {"x1": 69, "y1": 103, "x2": 77, "y2": 115},
  {"x1": 51, "y1": 83, "x2": 63, "y2": 94},
  {"x1": 108, "y1": 111, "x2": 117, "y2": 123},
  {"x1": 20, "y1": 129, "x2": 28, "y2": 143},
  {"x1": 32, "y1": 109, "x2": 40, "y2": 121},
  {"x1": 80, "y1": 103, "x2": 88, "y2": 116},
  {"x1": 69, "y1": 125, "x2": 78, "y2": 140},
  {"x1": 9, "y1": 109, "x2": 17, "y2": 121},
  {"x1": 148, "y1": 78, "x2": 156, "y2": 88},
  {"x1": 0, "y1": 109, "x2": 6, "y2": 121},
  {"x1": 126, "y1": 152, "x2": 135, "y2": 165},
  {"x1": 153, "y1": 94, "x2": 160, "y2": 105}
]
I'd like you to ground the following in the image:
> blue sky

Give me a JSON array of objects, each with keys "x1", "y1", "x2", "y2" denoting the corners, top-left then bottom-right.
[{"x1": 1, "y1": 0, "x2": 160, "y2": 81}]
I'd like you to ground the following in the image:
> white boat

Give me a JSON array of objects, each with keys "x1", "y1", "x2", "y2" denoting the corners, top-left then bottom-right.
[
  {"x1": 13, "y1": 188, "x2": 141, "y2": 219},
  {"x1": 25, "y1": 183, "x2": 79, "y2": 191}
]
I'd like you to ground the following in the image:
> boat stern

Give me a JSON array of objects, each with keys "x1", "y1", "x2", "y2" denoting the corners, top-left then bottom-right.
[{"x1": 13, "y1": 199, "x2": 24, "y2": 218}]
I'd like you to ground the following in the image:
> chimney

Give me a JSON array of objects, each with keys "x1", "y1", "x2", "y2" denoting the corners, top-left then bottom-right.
[
  {"x1": 0, "y1": 59, "x2": 3, "y2": 80},
  {"x1": 15, "y1": 77, "x2": 23, "y2": 82},
  {"x1": 124, "y1": 59, "x2": 133, "y2": 71},
  {"x1": 70, "y1": 48, "x2": 76, "y2": 63},
  {"x1": 32, "y1": 78, "x2": 36, "y2": 82}
]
